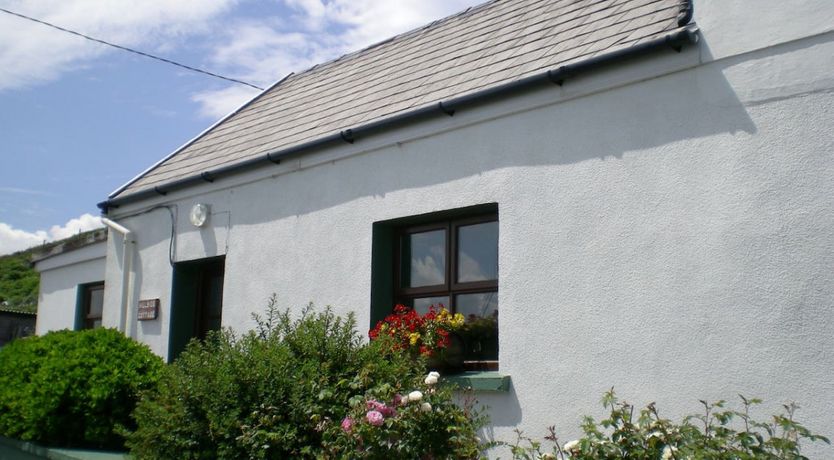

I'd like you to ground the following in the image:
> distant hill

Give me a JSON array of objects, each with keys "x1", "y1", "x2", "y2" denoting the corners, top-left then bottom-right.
[
  {"x1": 0, "y1": 229, "x2": 107, "y2": 314},
  {"x1": 0, "y1": 250, "x2": 39, "y2": 314}
]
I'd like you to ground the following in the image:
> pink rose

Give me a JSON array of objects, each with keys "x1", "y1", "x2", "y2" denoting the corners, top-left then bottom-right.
[
  {"x1": 341, "y1": 417, "x2": 354, "y2": 432},
  {"x1": 367, "y1": 399, "x2": 396, "y2": 417},
  {"x1": 366, "y1": 410, "x2": 384, "y2": 426}
]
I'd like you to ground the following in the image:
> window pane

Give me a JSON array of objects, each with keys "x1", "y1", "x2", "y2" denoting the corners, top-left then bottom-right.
[
  {"x1": 457, "y1": 221, "x2": 498, "y2": 283},
  {"x1": 455, "y1": 292, "x2": 498, "y2": 361},
  {"x1": 456, "y1": 291, "x2": 498, "y2": 319},
  {"x1": 402, "y1": 229, "x2": 446, "y2": 287},
  {"x1": 412, "y1": 296, "x2": 450, "y2": 315},
  {"x1": 88, "y1": 286, "x2": 104, "y2": 317}
]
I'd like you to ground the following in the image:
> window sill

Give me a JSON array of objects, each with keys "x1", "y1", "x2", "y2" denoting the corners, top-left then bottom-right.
[{"x1": 442, "y1": 371, "x2": 511, "y2": 392}]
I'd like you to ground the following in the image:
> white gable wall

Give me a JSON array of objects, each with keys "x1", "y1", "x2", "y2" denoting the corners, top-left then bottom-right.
[
  {"x1": 102, "y1": 1, "x2": 834, "y2": 456},
  {"x1": 34, "y1": 241, "x2": 106, "y2": 334}
]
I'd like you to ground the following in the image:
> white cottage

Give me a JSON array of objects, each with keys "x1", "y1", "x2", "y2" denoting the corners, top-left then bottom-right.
[{"x1": 90, "y1": 0, "x2": 833, "y2": 455}]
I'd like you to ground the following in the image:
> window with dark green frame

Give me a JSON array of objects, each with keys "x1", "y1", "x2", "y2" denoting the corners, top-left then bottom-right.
[
  {"x1": 394, "y1": 212, "x2": 499, "y2": 369},
  {"x1": 81, "y1": 282, "x2": 104, "y2": 329}
]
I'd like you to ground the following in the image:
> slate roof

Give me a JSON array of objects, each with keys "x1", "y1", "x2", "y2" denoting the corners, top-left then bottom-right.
[{"x1": 114, "y1": 0, "x2": 690, "y2": 198}]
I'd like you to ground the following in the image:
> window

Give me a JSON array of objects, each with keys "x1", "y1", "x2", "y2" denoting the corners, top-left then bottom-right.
[
  {"x1": 82, "y1": 282, "x2": 104, "y2": 329},
  {"x1": 373, "y1": 204, "x2": 499, "y2": 370}
]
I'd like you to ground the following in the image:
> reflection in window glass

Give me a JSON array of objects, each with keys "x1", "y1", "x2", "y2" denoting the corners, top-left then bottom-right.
[
  {"x1": 402, "y1": 230, "x2": 446, "y2": 287},
  {"x1": 84, "y1": 283, "x2": 105, "y2": 330},
  {"x1": 88, "y1": 287, "x2": 104, "y2": 317},
  {"x1": 455, "y1": 292, "x2": 498, "y2": 319},
  {"x1": 455, "y1": 292, "x2": 498, "y2": 361},
  {"x1": 413, "y1": 296, "x2": 450, "y2": 315},
  {"x1": 457, "y1": 221, "x2": 498, "y2": 282}
]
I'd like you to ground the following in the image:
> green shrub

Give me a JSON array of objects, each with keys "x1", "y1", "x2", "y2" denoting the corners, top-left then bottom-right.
[
  {"x1": 126, "y1": 298, "x2": 431, "y2": 459},
  {"x1": 0, "y1": 328, "x2": 164, "y2": 449},
  {"x1": 504, "y1": 389, "x2": 830, "y2": 459}
]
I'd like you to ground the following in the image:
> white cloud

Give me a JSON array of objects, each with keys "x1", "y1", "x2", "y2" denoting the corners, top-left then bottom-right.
[
  {"x1": 48, "y1": 213, "x2": 103, "y2": 240},
  {"x1": 192, "y1": 85, "x2": 261, "y2": 119},
  {"x1": 191, "y1": 0, "x2": 482, "y2": 119},
  {"x1": 283, "y1": 0, "x2": 328, "y2": 30},
  {"x1": 0, "y1": 0, "x2": 483, "y2": 118},
  {"x1": 0, "y1": 224, "x2": 46, "y2": 256},
  {"x1": 0, "y1": 187, "x2": 53, "y2": 196},
  {"x1": 413, "y1": 255, "x2": 445, "y2": 286},
  {"x1": 0, "y1": 213, "x2": 103, "y2": 255},
  {"x1": 0, "y1": 0, "x2": 237, "y2": 91},
  {"x1": 322, "y1": 0, "x2": 480, "y2": 51}
]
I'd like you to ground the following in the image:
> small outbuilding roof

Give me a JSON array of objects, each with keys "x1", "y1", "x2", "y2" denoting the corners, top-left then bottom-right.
[{"x1": 108, "y1": 0, "x2": 693, "y2": 204}]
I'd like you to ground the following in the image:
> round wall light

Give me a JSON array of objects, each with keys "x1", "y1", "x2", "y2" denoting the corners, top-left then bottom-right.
[{"x1": 189, "y1": 203, "x2": 210, "y2": 227}]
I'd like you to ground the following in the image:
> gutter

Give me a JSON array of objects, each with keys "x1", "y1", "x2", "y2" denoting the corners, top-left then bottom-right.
[
  {"x1": 101, "y1": 218, "x2": 135, "y2": 337},
  {"x1": 99, "y1": 24, "x2": 699, "y2": 213}
]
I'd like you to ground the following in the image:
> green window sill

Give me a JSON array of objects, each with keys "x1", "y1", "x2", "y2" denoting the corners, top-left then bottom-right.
[{"x1": 442, "y1": 371, "x2": 511, "y2": 392}]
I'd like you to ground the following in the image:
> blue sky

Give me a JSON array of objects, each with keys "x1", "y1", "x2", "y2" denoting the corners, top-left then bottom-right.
[{"x1": 0, "y1": 0, "x2": 480, "y2": 255}]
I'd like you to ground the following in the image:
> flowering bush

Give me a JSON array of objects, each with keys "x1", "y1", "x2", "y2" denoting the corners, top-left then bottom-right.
[
  {"x1": 369, "y1": 304, "x2": 464, "y2": 356},
  {"x1": 127, "y1": 299, "x2": 422, "y2": 459},
  {"x1": 503, "y1": 390, "x2": 829, "y2": 459},
  {"x1": 322, "y1": 371, "x2": 486, "y2": 459}
]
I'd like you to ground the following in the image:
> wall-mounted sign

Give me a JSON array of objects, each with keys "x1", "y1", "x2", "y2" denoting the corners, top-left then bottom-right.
[{"x1": 137, "y1": 299, "x2": 160, "y2": 321}]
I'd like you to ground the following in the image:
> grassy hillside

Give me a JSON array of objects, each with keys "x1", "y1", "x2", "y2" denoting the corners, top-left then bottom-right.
[{"x1": 0, "y1": 250, "x2": 39, "y2": 313}]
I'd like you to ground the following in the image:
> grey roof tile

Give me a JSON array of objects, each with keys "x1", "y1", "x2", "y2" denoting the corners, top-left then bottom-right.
[{"x1": 117, "y1": 0, "x2": 688, "y2": 196}]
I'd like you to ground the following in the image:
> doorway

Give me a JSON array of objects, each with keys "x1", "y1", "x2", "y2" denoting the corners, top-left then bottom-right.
[{"x1": 168, "y1": 256, "x2": 225, "y2": 361}]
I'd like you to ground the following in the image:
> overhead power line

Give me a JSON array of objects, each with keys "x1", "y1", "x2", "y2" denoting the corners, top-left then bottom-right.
[{"x1": 0, "y1": 7, "x2": 265, "y2": 91}]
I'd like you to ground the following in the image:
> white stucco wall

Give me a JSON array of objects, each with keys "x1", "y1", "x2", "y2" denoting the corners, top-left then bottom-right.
[
  {"x1": 103, "y1": 1, "x2": 834, "y2": 456},
  {"x1": 34, "y1": 241, "x2": 106, "y2": 334}
]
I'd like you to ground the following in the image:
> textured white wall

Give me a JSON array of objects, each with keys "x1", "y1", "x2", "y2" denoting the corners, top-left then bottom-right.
[
  {"x1": 34, "y1": 242, "x2": 106, "y2": 334},
  {"x1": 103, "y1": 1, "x2": 834, "y2": 456}
]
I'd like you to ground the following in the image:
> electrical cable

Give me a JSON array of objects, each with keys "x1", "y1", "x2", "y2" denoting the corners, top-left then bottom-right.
[
  {"x1": 0, "y1": 7, "x2": 264, "y2": 91},
  {"x1": 112, "y1": 205, "x2": 178, "y2": 267}
]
